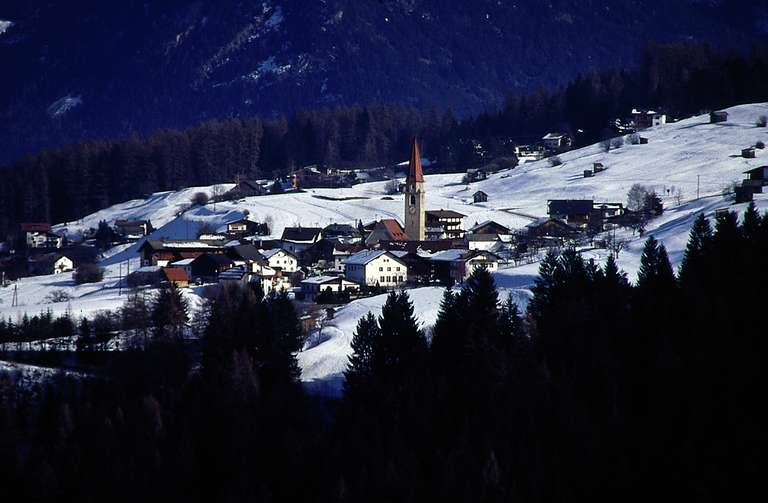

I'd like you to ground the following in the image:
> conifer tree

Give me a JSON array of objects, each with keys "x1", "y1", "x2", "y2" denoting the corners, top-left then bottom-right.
[
  {"x1": 741, "y1": 201, "x2": 762, "y2": 242},
  {"x1": 678, "y1": 213, "x2": 713, "y2": 287},
  {"x1": 376, "y1": 292, "x2": 427, "y2": 376},
  {"x1": 344, "y1": 312, "x2": 381, "y2": 398},
  {"x1": 151, "y1": 283, "x2": 189, "y2": 341}
]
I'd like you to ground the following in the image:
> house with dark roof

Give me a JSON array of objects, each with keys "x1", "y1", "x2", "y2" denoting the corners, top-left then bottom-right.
[
  {"x1": 426, "y1": 210, "x2": 466, "y2": 240},
  {"x1": 473, "y1": 191, "x2": 489, "y2": 203},
  {"x1": 547, "y1": 200, "x2": 595, "y2": 228},
  {"x1": 469, "y1": 220, "x2": 510, "y2": 236},
  {"x1": 526, "y1": 218, "x2": 581, "y2": 240},
  {"x1": 631, "y1": 109, "x2": 667, "y2": 129},
  {"x1": 114, "y1": 220, "x2": 152, "y2": 240},
  {"x1": 225, "y1": 218, "x2": 263, "y2": 237},
  {"x1": 190, "y1": 254, "x2": 235, "y2": 281},
  {"x1": 710, "y1": 110, "x2": 729, "y2": 123},
  {"x1": 323, "y1": 223, "x2": 362, "y2": 242},
  {"x1": 227, "y1": 244, "x2": 264, "y2": 264},
  {"x1": 280, "y1": 227, "x2": 323, "y2": 255},
  {"x1": 138, "y1": 239, "x2": 227, "y2": 266},
  {"x1": 225, "y1": 179, "x2": 267, "y2": 199}
]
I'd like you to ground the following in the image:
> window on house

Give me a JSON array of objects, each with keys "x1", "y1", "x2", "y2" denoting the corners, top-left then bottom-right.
[
  {"x1": 380, "y1": 276, "x2": 385, "y2": 282},
  {"x1": 379, "y1": 267, "x2": 383, "y2": 271},
  {"x1": 387, "y1": 267, "x2": 391, "y2": 271}
]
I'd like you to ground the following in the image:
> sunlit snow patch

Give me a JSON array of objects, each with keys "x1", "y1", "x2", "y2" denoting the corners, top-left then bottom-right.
[{"x1": 47, "y1": 95, "x2": 83, "y2": 118}]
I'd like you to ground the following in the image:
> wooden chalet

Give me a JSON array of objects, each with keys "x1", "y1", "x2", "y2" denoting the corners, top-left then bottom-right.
[
  {"x1": 114, "y1": 220, "x2": 152, "y2": 240},
  {"x1": 162, "y1": 267, "x2": 190, "y2": 288},
  {"x1": 710, "y1": 111, "x2": 728, "y2": 123},
  {"x1": 469, "y1": 220, "x2": 511, "y2": 236},
  {"x1": 226, "y1": 218, "x2": 262, "y2": 237},
  {"x1": 190, "y1": 254, "x2": 235, "y2": 281},
  {"x1": 473, "y1": 191, "x2": 489, "y2": 203},
  {"x1": 225, "y1": 179, "x2": 267, "y2": 199},
  {"x1": 138, "y1": 239, "x2": 227, "y2": 267},
  {"x1": 280, "y1": 227, "x2": 323, "y2": 255},
  {"x1": 547, "y1": 200, "x2": 594, "y2": 228},
  {"x1": 426, "y1": 210, "x2": 466, "y2": 239}
]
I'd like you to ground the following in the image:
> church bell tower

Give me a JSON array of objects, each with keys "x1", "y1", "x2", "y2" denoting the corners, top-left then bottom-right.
[{"x1": 404, "y1": 137, "x2": 425, "y2": 241}]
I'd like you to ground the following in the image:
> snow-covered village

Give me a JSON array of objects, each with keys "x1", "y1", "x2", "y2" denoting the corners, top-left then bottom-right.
[{"x1": 2, "y1": 2, "x2": 768, "y2": 501}]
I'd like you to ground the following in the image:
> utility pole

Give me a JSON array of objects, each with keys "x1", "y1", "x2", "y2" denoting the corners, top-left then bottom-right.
[
  {"x1": 119, "y1": 261, "x2": 123, "y2": 296},
  {"x1": 12, "y1": 284, "x2": 18, "y2": 307},
  {"x1": 697, "y1": 175, "x2": 700, "y2": 201}
]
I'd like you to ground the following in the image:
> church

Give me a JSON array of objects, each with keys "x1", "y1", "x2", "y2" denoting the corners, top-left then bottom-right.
[
  {"x1": 403, "y1": 138, "x2": 466, "y2": 242},
  {"x1": 404, "y1": 137, "x2": 426, "y2": 241}
]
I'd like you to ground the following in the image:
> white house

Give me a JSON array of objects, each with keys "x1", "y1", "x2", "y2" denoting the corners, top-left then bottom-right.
[
  {"x1": 251, "y1": 262, "x2": 292, "y2": 293},
  {"x1": 279, "y1": 227, "x2": 323, "y2": 255},
  {"x1": 345, "y1": 250, "x2": 408, "y2": 287},
  {"x1": 466, "y1": 233, "x2": 501, "y2": 251},
  {"x1": 258, "y1": 248, "x2": 298, "y2": 273},
  {"x1": 28, "y1": 253, "x2": 74, "y2": 276}
]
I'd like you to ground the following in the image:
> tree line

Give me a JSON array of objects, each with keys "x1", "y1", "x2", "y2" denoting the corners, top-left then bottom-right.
[
  {"x1": 1, "y1": 202, "x2": 766, "y2": 501},
  {"x1": 2, "y1": 42, "x2": 767, "y2": 236}
]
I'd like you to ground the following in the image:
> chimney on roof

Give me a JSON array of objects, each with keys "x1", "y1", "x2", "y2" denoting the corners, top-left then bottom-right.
[{"x1": 407, "y1": 137, "x2": 424, "y2": 183}]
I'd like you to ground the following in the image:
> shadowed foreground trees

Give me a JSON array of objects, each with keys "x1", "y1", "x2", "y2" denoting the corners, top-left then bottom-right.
[{"x1": 1, "y1": 204, "x2": 767, "y2": 501}]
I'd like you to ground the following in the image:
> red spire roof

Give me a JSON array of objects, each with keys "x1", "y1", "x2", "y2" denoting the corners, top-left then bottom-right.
[{"x1": 407, "y1": 137, "x2": 424, "y2": 183}]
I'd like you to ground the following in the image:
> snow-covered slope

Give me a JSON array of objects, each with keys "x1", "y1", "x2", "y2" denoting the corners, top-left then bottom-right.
[{"x1": 4, "y1": 103, "x2": 768, "y2": 392}]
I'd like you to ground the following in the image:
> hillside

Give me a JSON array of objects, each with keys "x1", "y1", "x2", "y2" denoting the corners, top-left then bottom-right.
[
  {"x1": 1, "y1": 0, "x2": 766, "y2": 164},
  {"x1": 3, "y1": 102, "x2": 768, "y2": 391}
]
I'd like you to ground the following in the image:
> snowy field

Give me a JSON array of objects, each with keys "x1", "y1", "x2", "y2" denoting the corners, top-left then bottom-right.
[{"x1": 3, "y1": 102, "x2": 768, "y2": 390}]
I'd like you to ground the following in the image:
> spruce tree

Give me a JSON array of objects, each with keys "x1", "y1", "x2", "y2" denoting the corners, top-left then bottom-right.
[
  {"x1": 151, "y1": 283, "x2": 190, "y2": 341},
  {"x1": 376, "y1": 292, "x2": 427, "y2": 376},
  {"x1": 344, "y1": 312, "x2": 381, "y2": 398},
  {"x1": 678, "y1": 213, "x2": 713, "y2": 287},
  {"x1": 741, "y1": 201, "x2": 762, "y2": 242}
]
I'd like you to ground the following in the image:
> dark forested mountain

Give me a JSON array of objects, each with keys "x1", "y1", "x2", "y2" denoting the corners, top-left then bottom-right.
[{"x1": 1, "y1": 0, "x2": 767, "y2": 164}]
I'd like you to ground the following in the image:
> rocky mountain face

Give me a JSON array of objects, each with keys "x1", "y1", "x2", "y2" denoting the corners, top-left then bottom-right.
[{"x1": 1, "y1": 0, "x2": 766, "y2": 164}]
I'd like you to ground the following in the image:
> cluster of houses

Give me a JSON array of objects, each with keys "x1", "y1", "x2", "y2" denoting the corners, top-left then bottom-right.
[
  {"x1": 0, "y1": 222, "x2": 103, "y2": 282},
  {"x1": 126, "y1": 139, "x2": 646, "y2": 305}
]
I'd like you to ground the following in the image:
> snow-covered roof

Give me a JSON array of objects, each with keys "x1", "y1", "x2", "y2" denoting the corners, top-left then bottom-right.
[
  {"x1": 134, "y1": 266, "x2": 161, "y2": 274},
  {"x1": 301, "y1": 275, "x2": 352, "y2": 285},
  {"x1": 219, "y1": 267, "x2": 248, "y2": 280},
  {"x1": 260, "y1": 248, "x2": 291, "y2": 259},
  {"x1": 345, "y1": 249, "x2": 398, "y2": 266},
  {"x1": 429, "y1": 249, "x2": 466, "y2": 262},
  {"x1": 170, "y1": 258, "x2": 195, "y2": 266}
]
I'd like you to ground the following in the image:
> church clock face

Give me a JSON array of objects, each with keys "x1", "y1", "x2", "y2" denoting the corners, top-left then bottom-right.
[{"x1": 408, "y1": 205, "x2": 417, "y2": 214}]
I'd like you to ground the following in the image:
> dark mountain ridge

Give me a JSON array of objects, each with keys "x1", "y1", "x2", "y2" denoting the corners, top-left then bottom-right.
[{"x1": 1, "y1": 0, "x2": 766, "y2": 165}]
